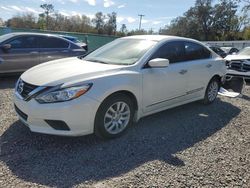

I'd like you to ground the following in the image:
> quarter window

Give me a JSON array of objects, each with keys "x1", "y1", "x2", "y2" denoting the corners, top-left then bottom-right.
[{"x1": 184, "y1": 42, "x2": 211, "y2": 61}]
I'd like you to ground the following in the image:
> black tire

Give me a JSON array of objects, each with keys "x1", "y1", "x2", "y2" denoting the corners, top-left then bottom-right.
[
  {"x1": 202, "y1": 77, "x2": 220, "y2": 105},
  {"x1": 94, "y1": 93, "x2": 135, "y2": 139}
]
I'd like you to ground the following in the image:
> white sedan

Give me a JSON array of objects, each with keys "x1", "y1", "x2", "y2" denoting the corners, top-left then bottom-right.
[{"x1": 14, "y1": 35, "x2": 226, "y2": 138}]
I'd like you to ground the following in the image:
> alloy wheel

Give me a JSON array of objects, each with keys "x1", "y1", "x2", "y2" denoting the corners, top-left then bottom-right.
[{"x1": 104, "y1": 101, "x2": 131, "y2": 135}]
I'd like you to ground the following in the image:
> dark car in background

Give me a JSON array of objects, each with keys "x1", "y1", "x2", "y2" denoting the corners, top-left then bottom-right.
[
  {"x1": 60, "y1": 35, "x2": 88, "y2": 51},
  {"x1": 209, "y1": 46, "x2": 227, "y2": 58},
  {"x1": 220, "y1": 47, "x2": 239, "y2": 55},
  {"x1": 0, "y1": 32, "x2": 86, "y2": 74}
]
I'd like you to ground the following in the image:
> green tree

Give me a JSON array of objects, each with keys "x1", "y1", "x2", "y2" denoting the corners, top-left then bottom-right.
[
  {"x1": 120, "y1": 24, "x2": 127, "y2": 35},
  {"x1": 92, "y1": 12, "x2": 105, "y2": 34},
  {"x1": 105, "y1": 12, "x2": 117, "y2": 35},
  {"x1": 40, "y1": 3, "x2": 54, "y2": 30},
  {"x1": 6, "y1": 13, "x2": 37, "y2": 29},
  {"x1": 161, "y1": 0, "x2": 242, "y2": 41}
]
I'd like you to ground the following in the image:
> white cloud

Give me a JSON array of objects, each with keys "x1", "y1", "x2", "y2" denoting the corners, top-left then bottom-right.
[
  {"x1": 86, "y1": 14, "x2": 95, "y2": 19},
  {"x1": 0, "y1": 6, "x2": 12, "y2": 11},
  {"x1": 60, "y1": 11, "x2": 70, "y2": 16},
  {"x1": 104, "y1": 0, "x2": 115, "y2": 8},
  {"x1": 25, "y1": 7, "x2": 40, "y2": 14},
  {"x1": 117, "y1": 16, "x2": 125, "y2": 23},
  {"x1": 71, "y1": 11, "x2": 82, "y2": 17},
  {"x1": 10, "y1": 5, "x2": 22, "y2": 11},
  {"x1": 127, "y1": 17, "x2": 136, "y2": 23},
  {"x1": 69, "y1": 0, "x2": 78, "y2": 3},
  {"x1": 141, "y1": 19, "x2": 149, "y2": 24},
  {"x1": 84, "y1": 0, "x2": 96, "y2": 6},
  {"x1": 117, "y1": 4, "x2": 126, "y2": 9},
  {"x1": 156, "y1": 16, "x2": 175, "y2": 20},
  {"x1": 152, "y1": 21, "x2": 162, "y2": 25}
]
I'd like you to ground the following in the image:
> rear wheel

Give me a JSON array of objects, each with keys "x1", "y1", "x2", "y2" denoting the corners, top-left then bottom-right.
[
  {"x1": 94, "y1": 94, "x2": 135, "y2": 139},
  {"x1": 202, "y1": 78, "x2": 220, "y2": 104}
]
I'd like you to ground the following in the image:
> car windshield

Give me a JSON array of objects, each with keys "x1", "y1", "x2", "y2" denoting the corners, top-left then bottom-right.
[
  {"x1": 83, "y1": 38, "x2": 157, "y2": 65},
  {"x1": 0, "y1": 33, "x2": 14, "y2": 43},
  {"x1": 238, "y1": 47, "x2": 250, "y2": 56}
]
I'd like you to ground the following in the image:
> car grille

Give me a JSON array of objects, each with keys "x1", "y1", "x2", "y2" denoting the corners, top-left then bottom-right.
[
  {"x1": 14, "y1": 105, "x2": 28, "y2": 121},
  {"x1": 229, "y1": 60, "x2": 250, "y2": 72},
  {"x1": 17, "y1": 80, "x2": 38, "y2": 99}
]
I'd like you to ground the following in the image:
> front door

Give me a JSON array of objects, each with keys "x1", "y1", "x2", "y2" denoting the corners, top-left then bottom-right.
[
  {"x1": 0, "y1": 35, "x2": 40, "y2": 73},
  {"x1": 142, "y1": 41, "x2": 189, "y2": 113}
]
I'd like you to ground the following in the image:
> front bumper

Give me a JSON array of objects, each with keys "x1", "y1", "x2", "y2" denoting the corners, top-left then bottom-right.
[{"x1": 14, "y1": 92, "x2": 100, "y2": 136}]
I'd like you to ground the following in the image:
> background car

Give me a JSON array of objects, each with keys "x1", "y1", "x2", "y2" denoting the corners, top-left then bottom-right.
[
  {"x1": 60, "y1": 35, "x2": 88, "y2": 51},
  {"x1": 0, "y1": 32, "x2": 86, "y2": 74},
  {"x1": 209, "y1": 46, "x2": 227, "y2": 58},
  {"x1": 225, "y1": 47, "x2": 250, "y2": 79},
  {"x1": 14, "y1": 35, "x2": 226, "y2": 139},
  {"x1": 220, "y1": 47, "x2": 239, "y2": 55}
]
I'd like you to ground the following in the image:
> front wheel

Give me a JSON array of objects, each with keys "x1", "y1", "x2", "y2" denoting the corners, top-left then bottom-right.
[
  {"x1": 94, "y1": 94, "x2": 135, "y2": 139},
  {"x1": 202, "y1": 78, "x2": 220, "y2": 104}
]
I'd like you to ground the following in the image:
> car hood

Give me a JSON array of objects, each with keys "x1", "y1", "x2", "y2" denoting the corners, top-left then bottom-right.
[
  {"x1": 225, "y1": 54, "x2": 250, "y2": 61},
  {"x1": 21, "y1": 57, "x2": 124, "y2": 86}
]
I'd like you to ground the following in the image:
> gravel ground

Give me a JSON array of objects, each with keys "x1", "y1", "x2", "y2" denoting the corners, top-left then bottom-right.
[{"x1": 0, "y1": 77, "x2": 249, "y2": 188}]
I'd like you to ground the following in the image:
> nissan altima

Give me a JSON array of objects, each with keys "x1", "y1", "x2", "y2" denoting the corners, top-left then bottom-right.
[{"x1": 14, "y1": 35, "x2": 227, "y2": 138}]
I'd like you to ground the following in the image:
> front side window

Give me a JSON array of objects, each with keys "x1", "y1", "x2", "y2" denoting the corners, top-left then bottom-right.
[
  {"x1": 184, "y1": 42, "x2": 211, "y2": 61},
  {"x1": 84, "y1": 38, "x2": 157, "y2": 65},
  {"x1": 39, "y1": 37, "x2": 69, "y2": 48},
  {"x1": 150, "y1": 41, "x2": 185, "y2": 63},
  {"x1": 8, "y1": 36, "x2": 38, "y2": 49}
]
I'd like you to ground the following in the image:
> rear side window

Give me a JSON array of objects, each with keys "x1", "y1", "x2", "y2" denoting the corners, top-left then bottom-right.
[
  {"x1": 151, "y1": 41, "x2": 185, "y2": 63},
  {"x1": 39, "y1": 37, "x2": 69, "y2": 48},
  {"x1": 8, "y1": 36, "x2": 38, "y2": 49},
  {"x1": 184, "y1": 42, "x2": 211, "y2": 61}
]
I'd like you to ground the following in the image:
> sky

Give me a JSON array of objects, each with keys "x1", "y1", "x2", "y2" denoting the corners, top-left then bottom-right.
[{"x1": 0, "y1": 0, "x2": 246, "y2": 31}]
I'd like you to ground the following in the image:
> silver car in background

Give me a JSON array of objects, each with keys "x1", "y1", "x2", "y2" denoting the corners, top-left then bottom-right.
[{"x1": 0, "y1": 32, "x2": 86, "y2": 74}]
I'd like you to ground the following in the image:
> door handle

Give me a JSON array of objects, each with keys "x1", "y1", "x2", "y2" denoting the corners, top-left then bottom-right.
[
  {"x1": 206, "y1": 64, "x2": 212, "y2": 68},
  {"x1": 179, "y1": 69, "x2": 188, "y2": 75},
  {"x1": 30, "y1": 51, "x2": 39, "y2": 54}
]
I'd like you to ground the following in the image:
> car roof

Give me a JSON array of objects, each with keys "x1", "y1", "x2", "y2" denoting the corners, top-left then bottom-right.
[
  {"x1": 3, "y1": 32, "x2": 64, "y2": 38},
  {"x1": 122, "y1": 35, "x2": 198, "y2": 42},
  {"x1": 60, "y1": 35, "x2": 77, "y2": 39}
]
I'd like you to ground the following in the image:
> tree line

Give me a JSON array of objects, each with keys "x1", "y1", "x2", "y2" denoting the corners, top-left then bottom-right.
[
  {"x1": 1, "y1": 0, "x2": 250, "y2": 40},
  {"x1": 160, "y1": 0, "x2": 250, "y2": 40}
]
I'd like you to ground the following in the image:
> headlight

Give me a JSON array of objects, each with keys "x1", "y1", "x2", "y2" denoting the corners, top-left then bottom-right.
[{"x1": 35, "y1": 84, "x2": 92, "y2": 103}]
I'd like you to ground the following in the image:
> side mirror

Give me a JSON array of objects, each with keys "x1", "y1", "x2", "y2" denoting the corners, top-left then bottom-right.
[
  {"x1": 1, "y1": 44, "x2": 11, "y2": 52},
  {"x1": 148, "y1": 58, "x2": 169, "y2": 68}
]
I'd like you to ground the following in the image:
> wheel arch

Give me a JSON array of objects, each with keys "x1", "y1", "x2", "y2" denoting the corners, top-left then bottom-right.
[
  {"x1": 211, "y1": 74, "x2": 222, "y2": 86},
  {"x1": 99, "y1": 90, "x2": 139, "y2": 111}
]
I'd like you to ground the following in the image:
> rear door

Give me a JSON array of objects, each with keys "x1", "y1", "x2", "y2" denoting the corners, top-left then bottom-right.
[
  {"x1": 0, "y1": 35, "x2": 40, "y2": 73},
  {"x1": 183, "y1": 41, "x2": 213, "y2": 98},
  {"x1": 38, "y1": 36, "x2": 71, "y2": 63}
]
